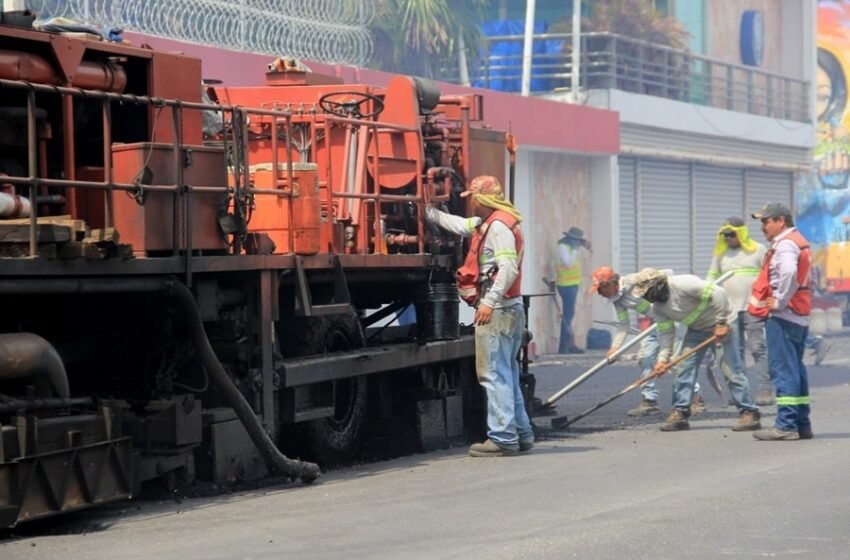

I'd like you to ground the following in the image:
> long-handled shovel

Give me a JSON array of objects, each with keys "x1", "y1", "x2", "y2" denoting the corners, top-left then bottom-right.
[
  {"x1": 552, "y1": 335, "x2": 719, "y2": 429},
  {"x1": 542, "y1": 270, "x2": 735, "y2": 417},
  {"x1": 541, "y1": 324, "x2": 657, "y2": 409}
]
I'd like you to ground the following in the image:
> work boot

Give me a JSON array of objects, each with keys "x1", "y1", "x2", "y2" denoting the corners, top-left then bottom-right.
[
  {"x1": 627, "y1": 398, "x2": 661, "y2": 417},
  {"x1": 731, "y1": 409, "x2": 761, "y2": 432},
  {"x1": 660, "y1": 409, "x2": 690, "y2": 432},
  {"x1": 753, "y1": 427, "x2": 800, "y2": 441},
  {"x1": 468, "y1": 439, "x2": 519, "y2": 457},
  {"x1": 755, "y1": 389, "x2": 775, "y2": 406},
  {"x1": 566, "y1": 346, "x2": 585, "y2": 355},
  {"x1": 519, "y1": 439, "x2": 535, "y2": 453},
  {"x1": 690, "y1": 394, "x2": 707, "y2": 415},
  {"x1": 815, "y1": 338, "x2": 831, "y2": 366},
  {"x1": 798, "y1": 425, "x2": 815, "y2": 440}
]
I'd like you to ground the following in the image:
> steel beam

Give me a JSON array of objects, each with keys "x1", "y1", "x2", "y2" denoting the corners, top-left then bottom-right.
[{"x1": 281, "y1": 336, "x2": 475, "y2": 387}]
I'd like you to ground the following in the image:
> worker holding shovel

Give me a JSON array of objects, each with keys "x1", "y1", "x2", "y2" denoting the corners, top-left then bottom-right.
[
  {"x1": 590, "y1": 266, "x2": 707, "y2": 417},
  {"x1": 631, "y1": 269, "x2": 761, "y2": 432}
]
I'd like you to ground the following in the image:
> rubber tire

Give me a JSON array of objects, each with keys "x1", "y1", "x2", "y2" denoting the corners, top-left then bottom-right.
[{"x1": 282, "y1": 314, "x2": 368, "y2": 465}]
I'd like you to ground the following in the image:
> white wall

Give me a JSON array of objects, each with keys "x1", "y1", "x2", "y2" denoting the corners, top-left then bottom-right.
[
  {"x1": 589, "y1": 156, "x2": 620, "y2": 331},
  {"x1": 579, "y1": 89, "x2": 813, "y2": 150}
]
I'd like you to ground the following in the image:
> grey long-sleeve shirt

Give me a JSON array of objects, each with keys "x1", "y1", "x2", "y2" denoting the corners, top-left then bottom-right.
[
  {"x1": 768, "y1": 227, "x2": 809, "y2": 327},
  {"x1": 425, "y1": 206, "x2": 521, "y2": 309},
  {"x1": 706, "y1": 243, "x2": 767, "y2": 313},
  {"x1": 650, "y1": 274, "x2": 736, "y2": 362}
]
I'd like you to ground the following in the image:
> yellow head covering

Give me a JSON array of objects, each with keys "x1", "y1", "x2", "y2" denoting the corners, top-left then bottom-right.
[
  {"x1": 713, "y1": 219, "x2": 757, "y2": 256},
  {"x1": 461, "y1": 175, "x2": 522, "y2": 222}
]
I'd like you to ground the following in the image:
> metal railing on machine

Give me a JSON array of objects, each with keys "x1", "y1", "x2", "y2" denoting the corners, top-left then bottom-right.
[
  {"x1": 0, "y1": 76, "x2": 440, "y2": 267},
  {"x1": 440, "y1": 31, "x2": 809, "y2": 123}
]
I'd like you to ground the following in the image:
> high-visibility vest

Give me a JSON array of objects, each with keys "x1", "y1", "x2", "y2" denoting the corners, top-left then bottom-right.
[
  {"x1": 747, "y1": 229, "x2": 811, "y2": 318},
  {"x1": 556, "y1": 243, "x2": 581, "y2": 287},
  {"x1": 456, "y1": 211, "x2": 523, "y2": 306}
]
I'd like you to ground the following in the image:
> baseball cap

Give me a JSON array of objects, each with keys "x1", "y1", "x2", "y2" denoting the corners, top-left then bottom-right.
[
  {"x1": 751, "y1": 202, "x2": 792, "y2": 220},
  {"x1": 460, "y1": 175, "x2": 503, "y2": 198},
  {"x1": 589, "y1": 266, "x2": 616, "y2": 293},
  {"x1": 723, "y1": 216, "x2": 745, "y2": 227}
]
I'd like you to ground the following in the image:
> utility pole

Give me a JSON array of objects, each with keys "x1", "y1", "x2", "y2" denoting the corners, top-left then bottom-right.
[
  {"x1": 521, "y1": 0, "x2": 537, "y2": 96},
  {"x1": 571, "y1": 0, "x2": 582, "y2": 103}
]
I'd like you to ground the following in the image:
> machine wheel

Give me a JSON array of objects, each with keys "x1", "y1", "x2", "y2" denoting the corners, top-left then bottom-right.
[{"x1": 283, "y1": 313, "x2": 368, "y2": 465}]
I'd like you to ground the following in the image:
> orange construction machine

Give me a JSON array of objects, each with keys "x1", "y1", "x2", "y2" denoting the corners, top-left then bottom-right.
[{"x1": 0, "y1": 24, "x2": 517, "y2": 527}]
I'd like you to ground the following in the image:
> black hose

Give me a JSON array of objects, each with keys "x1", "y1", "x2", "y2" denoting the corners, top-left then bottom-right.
[
  {"x1": 169, "y1": 281, "x2": 320, "y2": 483},
  {"x1": 0, "y1": 277, "x2": 321, "y2": 483}
]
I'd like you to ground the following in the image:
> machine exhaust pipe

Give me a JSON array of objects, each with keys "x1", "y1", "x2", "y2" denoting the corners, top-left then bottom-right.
[
  {"x1": 0, "y1": 333, "x2": 70, "y2": 398},
  {"x1": 0, "y1": 277, "x2": 321, "y2": 483}
]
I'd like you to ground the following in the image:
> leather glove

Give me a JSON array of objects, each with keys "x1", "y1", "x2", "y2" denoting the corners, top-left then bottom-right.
[{"x1": 714, "y1": 324, "x2": 730, "y2": 340}]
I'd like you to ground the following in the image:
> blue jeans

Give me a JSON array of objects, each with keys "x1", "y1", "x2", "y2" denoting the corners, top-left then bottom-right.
[
  {"x1": 672, "y1": 321, "x2": 757, "y2": 413},
  {"x1": 638, "y1": 331, "x2": 660, "y2": 401},
  {"x1": 558, "y1": 284, "x2": 578, "y2": 353},
  {"x1": 766, "y1": 317, "x2": 811, "y2": 432},
  {"x1": 475, "y1": 304, "x2": 534, "y2": 448}
]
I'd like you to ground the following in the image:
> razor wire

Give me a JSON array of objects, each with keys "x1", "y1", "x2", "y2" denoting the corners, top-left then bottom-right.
[{"x1": 26, "y1": 0, "x2": 375, "y2": 66}]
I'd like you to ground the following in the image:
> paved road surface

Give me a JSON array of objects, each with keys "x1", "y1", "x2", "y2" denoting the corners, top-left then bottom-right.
[{"x1": 3, "y1": 335, "x2": 849, "y2": 559}]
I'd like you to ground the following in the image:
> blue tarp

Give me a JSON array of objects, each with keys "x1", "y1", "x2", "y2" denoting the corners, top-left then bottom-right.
[{"x1": 472, "y1": 20, "x2": 563, "y2": 93}]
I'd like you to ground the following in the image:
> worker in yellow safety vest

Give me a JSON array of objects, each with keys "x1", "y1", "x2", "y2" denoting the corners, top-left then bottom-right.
[{"x1": 555, "y1": 226, "x2": 590, "y2": 354}]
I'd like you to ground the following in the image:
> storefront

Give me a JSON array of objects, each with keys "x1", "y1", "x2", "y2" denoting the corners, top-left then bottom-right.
[{"x1": 618, "y1": 157, "x2": 795, "y2": 277}]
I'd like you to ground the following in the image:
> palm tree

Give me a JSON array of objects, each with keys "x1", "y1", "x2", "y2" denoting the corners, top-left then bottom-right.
[{"x1": 370, "y1": 0, "x2": 488, "y2": 81}]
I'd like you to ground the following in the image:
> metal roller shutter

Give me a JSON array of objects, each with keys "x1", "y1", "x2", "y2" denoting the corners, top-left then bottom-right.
[
  {"x1": 746, "y1": 170, "x2": 793, "y2": 237},
  {"x1": 694, "y1": 165, "x2": 745, "y2": 277},
  {"x1": 618, "y1": 157, "x2": 637, "y2": 274},
  {"x1": 638, "y1": 159, "x2": 692, "y2": 274}
]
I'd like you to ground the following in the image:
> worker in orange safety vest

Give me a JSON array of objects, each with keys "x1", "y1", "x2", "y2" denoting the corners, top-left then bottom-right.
[{"x1": 748, "y1": 202, "x2": 814, "y2": 441}]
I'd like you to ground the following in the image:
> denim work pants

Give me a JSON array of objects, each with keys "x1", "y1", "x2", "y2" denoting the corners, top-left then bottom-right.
[
  {"x1": 672, "y1": 321, "x2": 757, "y2": 412},
  {"x1": 637, "y1": 330, "x2": 660, "y2": 401},
  {"x1": 557, "y1": 284, "x2": 578, "y2": 353},
  {"x1": 738, "y1": 312, "x2": 772, "y2": 393},
  {"x1": 475, "y1": 303, "x2": 534, "y2": 448},
  {"x1": 765, "y1": 317, "x2": 811, "y2": 432}
]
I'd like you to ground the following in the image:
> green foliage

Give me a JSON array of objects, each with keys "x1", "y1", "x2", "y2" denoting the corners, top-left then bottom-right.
[
  {"x1": 369, "y1": 0, "x2": 487, "y2": 78},
  {"x1": 551, "y1": 0, "x2": 689, "y2": 48}
]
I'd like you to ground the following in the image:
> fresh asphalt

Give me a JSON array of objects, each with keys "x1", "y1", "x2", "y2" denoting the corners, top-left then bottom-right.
[{"x1": 4, "y1": 334, "x2": 849, "y2": 559}]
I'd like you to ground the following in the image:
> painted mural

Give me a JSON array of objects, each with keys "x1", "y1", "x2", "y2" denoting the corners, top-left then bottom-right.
[{"x1": 798, "y1": 1, "x2": 850, "y2": 296}]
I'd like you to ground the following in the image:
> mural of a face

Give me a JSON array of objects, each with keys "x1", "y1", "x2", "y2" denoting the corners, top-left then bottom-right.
[
  {"x1": 797, "y1": 2, "x2": 850, "y2": 294},
  {"x1": 816, "y1": 1, "x2": 850, "y2": 190}
]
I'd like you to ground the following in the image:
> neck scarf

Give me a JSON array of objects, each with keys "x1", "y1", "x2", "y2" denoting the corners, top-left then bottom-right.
[
  {"x1": 473, "y1": 193, "x2": 522, "y2": 222},
  {"x1": 713, "y1": 224, "x2": 757, "y2": 256}
]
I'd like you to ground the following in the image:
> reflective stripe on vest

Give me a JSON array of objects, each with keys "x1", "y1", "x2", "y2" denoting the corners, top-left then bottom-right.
[
  {"x1": 734, "y1": 267, "x2": 762, "y2": 276},
  {"x1": 682, "y1": 283, "x2": 715, "y2": 326},
  {"x1": 456, "y1": 210, "x2": 523, "y2": 304},
  {"x1": 709, "y1": 267, "x2": 760, "y2": 279},
  {"x1": 556, "y1": 245, "x2": 581, "y2": 286}
]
